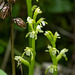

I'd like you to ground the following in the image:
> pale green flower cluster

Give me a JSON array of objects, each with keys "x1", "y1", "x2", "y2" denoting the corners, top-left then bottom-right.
[
  {"x1": 26, "y1": 6, "x2": 47, "y2": 40},
  {"x1": 14, "y1": 3, "x2": 68, "y2": 75},
  {"x1": 14, "y1": 47, "x2": 33, "y2": 67},
  {"x1": 45, "y1": 31, "x2": 68, "y2": 74},
  {"x1": 44, "y1": 31, "x2": 60, "y2": 47},
  {"x1": 56, "y1": 48, "x2": 68, "y2": 62},
  {"x1": 48, "y1": 45, "x2": 59, "y2": 56},
  {"x1": 46, "y1": 44, "x2": 68, "y2": 62}
]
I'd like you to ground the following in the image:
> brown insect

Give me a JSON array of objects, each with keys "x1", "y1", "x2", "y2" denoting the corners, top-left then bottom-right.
[
  {"x1": 0, "y1": 0, "x2": 5, "y2": 10},
  {"x1": 0, "y1": 3, "x2": 11, "y2": 19},
  {"x1": 7, "y1": 0, "x2": 15, "y2": 4},
  {"x1": 13, "y1": 18, "x2": 26, "y2": 29}
]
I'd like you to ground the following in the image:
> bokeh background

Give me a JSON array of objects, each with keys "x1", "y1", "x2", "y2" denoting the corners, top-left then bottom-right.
[{"x1": 0, "y1": 0, "x2": 75, "y2": 75}]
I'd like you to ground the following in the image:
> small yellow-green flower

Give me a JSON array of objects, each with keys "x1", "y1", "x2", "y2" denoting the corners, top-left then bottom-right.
[
  {"x1": 27, "y1": 17, "x2": 34, "y2": 24},
  {"x1": 36, "y1": 25, "x2": 43, "y2": 33},
  {"x1": 24, "y1": 47, "x2": 33, "y2": 56},
  {"x1": 34, "y1": 7, "x2": 42, "y2": 16},
  {"x1": 45, "y1": 65, "x2": 57, "y2": 74}
]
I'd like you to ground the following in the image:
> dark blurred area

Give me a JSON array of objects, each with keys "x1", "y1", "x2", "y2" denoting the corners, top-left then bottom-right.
[{"x1": 0, "y1": 0, "x2": 75, "y2": 75}]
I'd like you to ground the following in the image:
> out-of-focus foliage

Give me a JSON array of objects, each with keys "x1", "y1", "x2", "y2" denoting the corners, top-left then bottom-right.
[
  {"x1": 40, "y1": 0, "x2": 72, "y2": 13},
  {"x1": 0, "y1": 69, "x2": 7, "y2": 75},
  {"x1": 0, "y1": 45, "x2": 5, "y2": 54}
]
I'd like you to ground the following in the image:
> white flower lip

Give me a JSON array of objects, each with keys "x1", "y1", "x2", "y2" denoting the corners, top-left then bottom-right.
[
  {"x1": 57, "y1": 33, "x2": 60, "y2": 36},
  {"x1": 49, "y1": 67, "x2": 54, "y2": 73},
  {"x1": 25, "y1": 50, "x2": 31, "y2": 56},
  {"x1": 36, "y1": 25, "x2": 43, "y2": 33},
  {"x1": 55, "y1": 32, "x2": 60, "y2": 38},
  {"x1": 30, "y1": 31, "x2": 36, "y2": 38},
  {"x1": 44, "y1": 31, "x2": 49, "y2": 35},
  {"x1": 27, "y1": 17, "x2": 30, "y2": 21},
  {"x1": 27, "y1": 17, "x2": 33, "y2": 24},
  {"x1": 52, "y1": 50, "x2": 56, "y2": 56},
  {"x1": 24, "y1": 47, "x2": 33, "y2": 56},
  {"x1": 37, "y1": 7, "x2": 42, "y2": 13},
  {"x1": 41, "y1": 21, "x2": 45, "y2": 26},
  {"x1": 35, "y1": 7, "x2": 42, "y2": 14},
  {"x1": 37, "y1": 25, "x2": 41, "y2": 29}
]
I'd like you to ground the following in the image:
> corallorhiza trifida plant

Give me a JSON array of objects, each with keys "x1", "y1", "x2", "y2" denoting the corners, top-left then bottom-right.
[
  {"x1": 14, "y1": 4, "x2": 47, "y2": 75},
  {"x1": 14, "y1": 1, "x2": 68, "y2": 75},
  {"x1": 44, "y1": 31, "x2": 68, "y2": 75}
]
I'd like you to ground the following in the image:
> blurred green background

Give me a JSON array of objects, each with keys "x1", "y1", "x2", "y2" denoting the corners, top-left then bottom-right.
[{"x1": 0, "y1": 0, "x2": 75, "y2": 75}]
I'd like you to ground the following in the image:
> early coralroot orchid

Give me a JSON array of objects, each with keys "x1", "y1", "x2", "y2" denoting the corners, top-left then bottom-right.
[
  {"x1": 45, "y1": 31, "x2": 68, "y2": 74},
  {"x1": 13, "y1": 1, "x2": 68, "y2": 75},
  {"x1": 26, "y1": 6, "x2": 47, "y2": 40}
]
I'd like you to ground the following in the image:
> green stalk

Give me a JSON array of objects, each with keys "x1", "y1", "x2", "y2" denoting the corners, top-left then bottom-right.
[
  {"x1": 29, "y1": 38, "x2": 35, "y2": 75},
  {"x1": 50, "y1": 52, "x2": 57, "y2": 75},
  {"x1": 26, "y1": 0, "x2": 32, "y2": 47},
  {"x1": 11, "y1": 21, "x2": 16, "y2": 75},
  {"x1": 52, "y1": 44, "x2": 57, "y2": 75},
  {"x1": 26, "y1": 0, "x2": 36, "y2": 75},
  {"x1": 26, "y1": 0, "x2": 32, "y2": 17},
  {"x1": 10, "y1": 4, "x2": 16, "y2": 75},
  {"x1": 53, "y1": 56, "x2": 57, "y2": 75}
]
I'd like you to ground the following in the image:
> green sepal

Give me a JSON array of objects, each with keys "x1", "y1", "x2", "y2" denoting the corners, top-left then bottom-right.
[
  {"x1": 56, "y1": 48, "x2": 68, "y2": 62},
  {"x1": 45, "y1": 67, "x2": 50, "y2": 74},
  {"x1": 14, "y1": 56, "x2": 31, "y2": 67}
]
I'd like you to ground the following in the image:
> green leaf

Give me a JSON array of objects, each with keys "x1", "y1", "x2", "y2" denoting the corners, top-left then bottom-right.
[
  {"x1": 0, "y1": 69, "x2": 7, "y2": 75},
  {"x1": 40, "y1": 0, "x2": 72, "y2": 13},
  {"x1": 0, "y1": 45, "x2": 5, "y2": 54}
]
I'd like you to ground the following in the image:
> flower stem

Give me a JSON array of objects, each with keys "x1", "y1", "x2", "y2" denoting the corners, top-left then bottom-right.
[
  {"x1": 53, "y1": 56, "x2": 57, "y2": 75},
  {"x1": 29, "y1": 38, "x2": 35, "y2": 75},
  {"x1": 52, "y1": 45, "x2": 57, "y2": 75},
  {"x1": 10, "y1": 4, "x2": 16, "y2": 75},
  {"x1": 11, "y1": 21, "x2": 16, "y2": 75},
  {"x1": 26, "y1": 0, "x2": 36, "y2": 75},
  {"x1": 26, "y1": 0, "x2": 32, "y2": 47}
]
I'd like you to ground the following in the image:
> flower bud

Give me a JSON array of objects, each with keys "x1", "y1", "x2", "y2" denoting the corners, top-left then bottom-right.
[
  {"x1": 34, "y1": 7, "x2": 42, "y2": 15},
  {"x1": 7, "y1": 0, "x2": 15, "y2": 4},
  {"x1": 0, "y1": 0, "x2": 5, "y2": 10},
  {"x1": 0, "y1": 3, "x2": 10, "y2": 19},
  {"x1": 13, "y1": 18, "x2": 26, "y2": 29}
]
